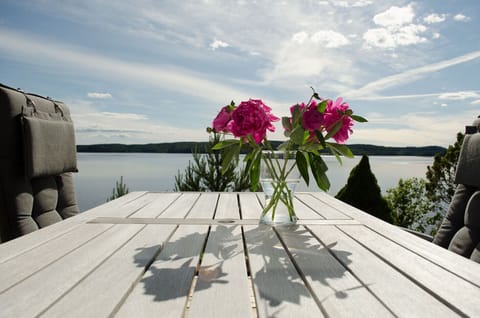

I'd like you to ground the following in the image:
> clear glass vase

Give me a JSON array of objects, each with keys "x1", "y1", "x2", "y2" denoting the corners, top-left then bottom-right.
[{"x1": 259, "y1": 150, "x2": 300, "y2": 225}]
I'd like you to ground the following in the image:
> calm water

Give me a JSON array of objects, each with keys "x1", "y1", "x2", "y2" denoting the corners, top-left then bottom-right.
[{"x1": 73, "y1": 153, "x2": 434, "y2": 212}]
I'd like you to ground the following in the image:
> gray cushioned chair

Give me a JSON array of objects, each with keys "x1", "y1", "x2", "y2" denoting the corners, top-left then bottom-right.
[
  {"x1": 433, "y1": 116, "x2": 480, "y2": 263},
  {"x1": 0, "y1": 83, "x2": 80, "y2": 242}
]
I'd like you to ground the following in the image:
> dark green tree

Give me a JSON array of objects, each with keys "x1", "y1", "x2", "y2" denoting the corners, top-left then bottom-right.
[
  {"x1": 385, "y1": 177, "x2": 435, "y2": 233},
  {"x1": 425, "y1": 132, "x2": 464, "y2": 214},
  {"x1": 381, "y1": 132, "x2": 465, "y2": 235},
  {"x1": 107, "y1": 176, "x2": 129, "y2": 201},
  {"x1": 421, "y1": 132, "x2": 465, "y2": 234},
  {"x1": 174, "y1": 133, "x2": 250, "y2": 192},
  {"x1": 336, "y1": 155, "x2": 392, "y2": 222}
]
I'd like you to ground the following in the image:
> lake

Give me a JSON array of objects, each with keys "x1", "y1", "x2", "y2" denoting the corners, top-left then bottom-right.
[{"x1": 73, "y1": 153, "x2": 434, "y2": 212}]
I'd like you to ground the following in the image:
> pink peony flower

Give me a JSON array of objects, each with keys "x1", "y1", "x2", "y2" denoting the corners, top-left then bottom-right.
[
  {"x1": 302, "y1": 100, "x2": 324, "y2": 132},
  {"x1": 323, "y1": 97, "x2": 354, "y2": 143},
  {"x1": 228, "y1": 99, "x2": 279, "y2": 144},
  {"x1": 290, "y1": 102, "x2": 306, "y2": 115},
  {"x1": 212, "y1": 105, "x2": 233, "y2": 133}
]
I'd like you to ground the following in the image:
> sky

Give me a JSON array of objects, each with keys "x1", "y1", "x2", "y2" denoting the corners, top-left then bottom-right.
[{"x1": 1, "y1": 0, "x2": 479, "y2": 147}]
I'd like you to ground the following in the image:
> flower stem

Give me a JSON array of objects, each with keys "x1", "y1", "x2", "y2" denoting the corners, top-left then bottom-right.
[{"x1": 261, "y1": 148, "x2": 297, "y2": 223}]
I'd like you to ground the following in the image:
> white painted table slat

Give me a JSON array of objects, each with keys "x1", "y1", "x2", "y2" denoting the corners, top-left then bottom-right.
[{"x1": 0, "y1": 192, "x2": 478, "y2": 318}]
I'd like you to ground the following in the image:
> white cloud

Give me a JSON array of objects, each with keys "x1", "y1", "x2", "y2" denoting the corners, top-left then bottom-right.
[
  {"x1": 432, "y1": 32, "x2": 440, "y2": 39},
  {"x1": 210, "y1": 39, "x2": 230, "y2": 50},
  {"x1": 311, "y1": 30, "x2": 350, "y2": 48},
  {"x1": 438, "y1": 91, "x2": 480, "y2": 100},
  {"x1": 454, "y1": 14, "x2": 471, "y2": 22},
  {"x1": 292, "y1": 30, "x2": 350, "y2": 48},
  {"x1": 363, "y1": 28, "x2": 396, "y2": 48},
  {"x1": 355, "y1": 110, "x2": 479, "y2": 146},
  {"x1": 364, "y1": 5, "x2": 428, "y2": 49},
  {"x1": 347, "y1": 92, "x2": 440, "y2": 101},
  {"x1": 97, "y1": 112, "x2": 147, "y2": 120},
  {"x1": 87, "y1": 92, "x2": 112, "y2": 99},
  {"x1": 72, "y1": 108, "x2": 205, "y2": 144},
  {"x1": 292, "y1": 31, "x2": 309, "y2": 44},
  {"x1": 441, "y1": 103, "x2": 448, "y2": 107},
  {"x1": 347, "y1": 51, "x2": 480, "y2": 98},
  {"x1": 262, "y1": 31, "x2": 354, "y2": 84},
  {"x1": 471, "y1": 100, "x2": 480, "y2": 105},
  {"x1": 332, "y1": 0, "x2": 373, "y2": 8},
  {"x1": 393, "y1": 24, "x2": 427, "y2": 46},
  {"x1": 373, "y1": 5, "x2": 414, "y2": 27},
  {"x1": 0, "y1": 29, "x2": 252, "y2": 105},
  {"x1": 423, "y1": 13, "x2": 446, "y2": 24},
  {"x1": 363, "y1": 24, "x2": 427, "y2": 49},
  {"x1": 346, "y1": 90, "x2": 480, "y2": 102}
]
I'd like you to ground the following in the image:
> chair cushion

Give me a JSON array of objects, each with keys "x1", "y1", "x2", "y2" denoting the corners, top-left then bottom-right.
[
  {"x1": 447, "y1": 191, "x2": 480, "y2": 259},
  {"x1": 470, "y1": 243, "x2": 480, "y2": 263},
  {"x1": 433, "y1": 184, "x2": 476, "y2": 248},
  {"x1": 21, "y1": 98, "x2": 78, "y2": 178}
]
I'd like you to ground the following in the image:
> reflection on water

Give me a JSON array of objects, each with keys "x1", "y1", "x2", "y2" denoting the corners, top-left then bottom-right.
[{"x1": 73, "y1": 153, "x2": 433, "y2": 212}]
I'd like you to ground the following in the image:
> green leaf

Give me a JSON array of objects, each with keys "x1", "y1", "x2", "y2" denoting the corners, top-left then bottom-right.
[
  {"x1": 310, "y1": 153, "x2": 328, "y2": 173},
  {"x1": 296, "y1": 151, "x2": 309, "y2": 186},
  {"x1": 351, "y1": 114, "x2": 368, "y2": 122},
  {"x1": 300, "y1": 142, "x2": 319, "y2": 152},
  {"x1": 277, "y1": 141, "x2": 290, "y2": 151},
  {"x1": 317, "y1": 100, "x2": 328, "y2": 113},
  {"x1": 291, "y1": 104, "x2": 302, "y2": 125},
  {"x1": 325, "y1": 121, "x2": 342, "y2": 140},
  {"x1": 243, "y1": 150, "x2": 256, "y2": 172},
  {"x1": 249, "y1": 149, "x2": 262, "y2": 191},
  {"x1": 315, "y1": 170, "x2": 331, "y2": 191},
  {"x1": 327, "y1": 143, "x2": 354, "y2": 158},
  {"x1": 309, "y1": 153, "x2": 330, "y2": 191},
  {"x1": 290, "y1": 126, "x2": 306, "y2": 145},
  {"x1": 244, "y1": 150, "x2": 254, "y2": 162},
  {"x1": 212, "y1": 139, "x2": 240, "y2": 150},
  {"x1": 282, "y1": 116, "x2": 292, "y2": 131},
  {"x1": 314, "y1": 130, "x2": 327, "y2": 148},
  {"x1": 222, "y1": 144, "x2": 240, "y2": 175},
  {"x1": 327, "y1": 145, "x2": 343, "y2": 165}
]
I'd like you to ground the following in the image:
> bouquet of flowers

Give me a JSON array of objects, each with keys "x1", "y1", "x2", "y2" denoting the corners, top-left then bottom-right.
[{"x1": 208, "y1": 88, "x2": 366, "y2": 223}]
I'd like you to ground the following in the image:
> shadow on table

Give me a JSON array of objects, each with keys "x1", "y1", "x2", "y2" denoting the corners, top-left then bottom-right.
[
  {"x1": 132, "y1": 226, "x2": 234, "y2": 302},
  {"x1": 132, "y1": 224, "x2": 353, "y2": 310},
  {"x1": 244, "y1": 225, "x2": 353, "y2": 315}
]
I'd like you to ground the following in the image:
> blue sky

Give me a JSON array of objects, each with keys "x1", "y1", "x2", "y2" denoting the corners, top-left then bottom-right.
[{"x1": 1, "y1": 0, "x2": 479, "y2": 146}]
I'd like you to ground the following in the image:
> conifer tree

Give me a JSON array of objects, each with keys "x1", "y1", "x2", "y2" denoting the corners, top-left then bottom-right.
[
  {"x1": 336, "y1": 155, "x2": 392, "y2": 222},
  {"x1": 107, "y1": 176, "x2": 129, "y2": 201},
  {"x1": 174, "y1": 133, "x2": 250, "y2": 192}
]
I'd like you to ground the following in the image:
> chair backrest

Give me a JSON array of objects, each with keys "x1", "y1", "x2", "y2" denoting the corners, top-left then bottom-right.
[
  {"x1": 433, "y1": 116, "x2": 480, "y2": 262},
  {"x1": 0, "y1": 83, "x2": 80, "y2": 242}
]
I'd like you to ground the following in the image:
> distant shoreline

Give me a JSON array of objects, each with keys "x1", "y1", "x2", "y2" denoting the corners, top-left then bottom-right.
[{"x1": 77, "y1": 142, "x2": 446, "y2": 157}]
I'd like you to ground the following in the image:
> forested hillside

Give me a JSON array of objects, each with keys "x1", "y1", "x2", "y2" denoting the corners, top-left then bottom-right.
[{"x1": 77, "y1": 142, "x2": 446, "y2": 156}]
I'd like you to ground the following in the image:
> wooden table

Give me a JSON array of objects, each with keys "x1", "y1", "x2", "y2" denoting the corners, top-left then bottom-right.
[{"x1": 1, "y1": 192, "x2": 479, "y2": 317}]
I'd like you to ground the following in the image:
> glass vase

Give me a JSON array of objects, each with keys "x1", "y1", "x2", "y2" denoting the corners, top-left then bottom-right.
[{"x1": 259, "y1": 150, "x2": 300, "y2": 225}]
